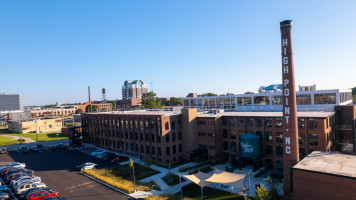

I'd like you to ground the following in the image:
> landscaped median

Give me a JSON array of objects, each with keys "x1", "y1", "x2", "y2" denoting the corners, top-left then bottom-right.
[{"x1": 82, "y1": 163, "x2": 160, "y2": 193}]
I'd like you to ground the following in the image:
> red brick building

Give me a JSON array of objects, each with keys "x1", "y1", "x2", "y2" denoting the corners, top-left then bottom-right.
[
  {"x1": 82, "y1": 111, "x2": 183, "y2": 163},
  {"x1": 293, "y1": 151, "x2": 356, "y2": 200},
  {"x1": 196, "y1": 111, "x2": 333, "y2": 170}
]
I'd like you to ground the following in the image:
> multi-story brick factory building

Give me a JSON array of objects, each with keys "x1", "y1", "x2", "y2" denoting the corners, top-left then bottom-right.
[
  {"x1": 81, "y1": 105, "x2": 354, "y2": 170},
  {"x1": 83, "y1": 110, "x2": 185, "y2": 163}
]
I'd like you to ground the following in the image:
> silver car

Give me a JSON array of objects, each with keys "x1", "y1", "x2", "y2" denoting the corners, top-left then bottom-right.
[{"x1": 15, "y1": 182, "x2": 46, "y2": 194}]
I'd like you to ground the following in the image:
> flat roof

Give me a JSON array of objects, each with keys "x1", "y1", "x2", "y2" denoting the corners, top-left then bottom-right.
[
  {"x1": 86, "y1": 110, "x2": 182, "y2": 117},
  {"x1": 198, "y1": 111, "x2": 335, "y2": 118},
  {"x1": 293, "y1": 151, "x2": 356, "y2": 178}
]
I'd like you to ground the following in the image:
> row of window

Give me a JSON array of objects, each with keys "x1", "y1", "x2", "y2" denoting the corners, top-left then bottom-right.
[
  {"x1": 85, "y1": 118, "x2": 182, "y2": 131},
  {"x1": 222, "y1": 117, "x2": 320, "y2": 129},
  {"x1": 89, "y1": 130, "x2": 182, "y2": 143},
  {"x1": 222, "y1": 130, "x2": 320, "y2": 146},
  {"x1": 198, "y1": 132, "x2": 214, "y2": 137},
  {"x1": 95, "y1": 138, "x2": 183, "y2": 156},
  {"x1": 189, "y1": 93, "x2": 337, "y2": 106}
]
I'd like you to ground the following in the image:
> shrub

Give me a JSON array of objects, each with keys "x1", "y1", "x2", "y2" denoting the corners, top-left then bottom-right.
[
  {"x1": 254, "y1": 167, "x2": 268, "y2": 178},
  {"x1": 84, "y1": 169, "x2": 149, "y2": 193},
  {"x1": 179, "y1": 161, "x2": 209, "y2": 172}
]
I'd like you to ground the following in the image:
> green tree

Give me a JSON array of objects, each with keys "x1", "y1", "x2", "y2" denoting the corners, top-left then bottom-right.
[
  {"x1": 101, "y1": 108, "x2": 107, "y2": 112},
  {"x1": 220, "y1": 92, "x2": 234, "y2": 96},
  {"x1": 352, "y1": 87, "x2": 356, "y2": 102},
  {"x1": 198, "y1": 93, "x2": 218, "y2": 97},
  {"x1": 75, "y1": 109, "x2": 83, "y2": 114},
  {"x1": 254, "y1": 184, "x2": 269, "y2": 200},
  {"x1": 142, "y1": 92, "x2": 163, "y2": 109},
  {"x1": 85, "y1": 105, "x2": 99, "y2": 112},
  {"x1": 163, "y1": 97, "x2": 182, "y2": 106},
  {"x1": 111, "y1": 100, "x2": 117, "y2": 111},
  {"x1": 245, "y1": 91, "x2": 254, "y2": 94}
]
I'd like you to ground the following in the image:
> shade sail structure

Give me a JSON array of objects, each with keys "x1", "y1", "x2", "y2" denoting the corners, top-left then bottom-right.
[
  {"x1": 205, "y1": 169, "x2": 246, "y2": 188},
  {"x1": 183, "y1": 171, "x2": 213, "y2": 187},
  {"x1": 183, "y1": 169, "x2": 246, "y2": 188}
]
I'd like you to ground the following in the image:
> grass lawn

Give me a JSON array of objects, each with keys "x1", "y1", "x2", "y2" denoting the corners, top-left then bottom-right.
[
  {"x1": 180, "y1": 184, "x2": 245, "y2": 200},
  {"x1": 162, "y1": 173, "x2": 186, "y2": 187},
  {"x1": 0, "y1": 135, "x2": 20, "y2": 146},
  {"x1": 84, "y1": 163, "x2": 160, "y2": 193},
  {"x1": 3, "y1": 132, "x2": 68, "y2": 142}
]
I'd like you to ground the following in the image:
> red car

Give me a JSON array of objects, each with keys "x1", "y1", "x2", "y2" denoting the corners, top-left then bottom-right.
[
  {"x1": 27, "y1": 191, "x2": 58, "y2": 200},
  {"x1": 112, "y1": 156, "x2": 129, "y2": 163}
]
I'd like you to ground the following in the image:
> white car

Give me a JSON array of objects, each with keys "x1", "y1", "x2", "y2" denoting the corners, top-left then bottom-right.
[
  {"x1": 0, "y1": 162, "x2": 26, "y2": 170},
  {"x1": 10, "y1": 176, "x2": 40, "y2": 186},
  {"x1": 15, "y1": 182, "x2": 46, "y2": 194},
  {"x1": 76, "y1": 162, "x2": 97, "y2": 170},
  {"x1": 90, "y1": 150, "x2": 107, "y2": 157},
  {"x1": 12, "y1": 178, "x2": 41, "y2": 188}
]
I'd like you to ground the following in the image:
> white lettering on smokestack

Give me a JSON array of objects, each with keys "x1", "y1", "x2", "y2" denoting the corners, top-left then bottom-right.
[
  {"x1": 283, "y1": 38, "x2": 288, "y2": 46},
  {"x1": 283, "y1": 66, "x2": 289, "y2": 74},
  {"x1": 285, "y1": 137, "x2": 291, "y2": 154}
]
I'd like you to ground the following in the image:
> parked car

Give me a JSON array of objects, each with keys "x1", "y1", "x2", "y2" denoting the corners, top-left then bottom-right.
[
  {"x1": 18, "y1": 187, "x2": 51, "y2": 200},
  {"x1": 57, "y1": 143, "x2": 65, "y2": 149},
  {"x1": 6, "y1": 173, "x2": 34, "y2": 184},
  {"x1": 12, "y1": 178, "x2": 41, "y2": 189},
  {"x1": 27, "y1": 190, "x2": 58, "y2": 200},
  {"x1": 0, "y1": 192, "x2": 10, "y2": 200},
  {"x1": 6, "y1": 171, "x2": 34, "y2": 182},
  {"x1": 75, "y1": 162, "x2": 97, "y2": 171},
  {"x1": 90, "y1": 150, "x2": 107, "y2": 157},
  {"x1": 49, "y1": 145, "x2": 57, "y2": 150},
  {"x1": 10, "y1": 176, "x2": 40, "y2": 187},
  {"x1": 29, "y1": 146, "x2": 39, "y2": 152},
  {"x1": 15, "y1": 182, "x2": 46, "y2": 194},
  {"x1": 0, "y1": 185, "x2": 8, "y2": 192},
  {"x1": 19, "y1": 146, "x2": 29, "y2": 153},
  {"x1": 41, "y1": 197, "x2": 66, "y2": 200},
  {"x1": 112, "y1": 156, "x2": 129, "y2": 163},
  {"x1": 0, "y1": 147, "x2": 7, "y2": 154},
  {"x1": 103, "y1": 153, "x2": 116, "y2": 161},
  {"x1": 0, "y1": 162, "x2": 26, "y2": 171}
]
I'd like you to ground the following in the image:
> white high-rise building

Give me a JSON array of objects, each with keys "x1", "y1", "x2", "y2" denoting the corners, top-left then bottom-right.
[{"x1": 0, "y1": 93, "x2": 24, "y2": 111}]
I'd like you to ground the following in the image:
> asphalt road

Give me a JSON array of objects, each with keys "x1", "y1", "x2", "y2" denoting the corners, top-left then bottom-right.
[{"x1": 0, "y1": 148, "x2": 129, "y2": 200}]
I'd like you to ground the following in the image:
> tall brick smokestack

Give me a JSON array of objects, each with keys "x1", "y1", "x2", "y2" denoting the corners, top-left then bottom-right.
[
  {"x1": 280, "y1": 20, "x2": 299, "y2": 195},
  {"x1": 88, "y1": 86, "x2": 91, "y2": 104}
]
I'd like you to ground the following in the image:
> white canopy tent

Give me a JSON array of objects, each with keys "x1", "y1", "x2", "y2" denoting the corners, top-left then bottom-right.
[
  {"x1": 205, "y1": 169, "x2": 246, "y2": 188},
  {"x1": 182, "y1": 169, "x2": 247, "y2": 200}
]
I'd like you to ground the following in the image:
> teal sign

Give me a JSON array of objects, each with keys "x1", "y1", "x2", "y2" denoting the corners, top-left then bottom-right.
[{"x1": 239, "y1": 132, "x2": 260, "y2": 158}]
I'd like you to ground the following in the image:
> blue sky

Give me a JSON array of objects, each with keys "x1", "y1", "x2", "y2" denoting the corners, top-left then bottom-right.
[{"x1": 1, "y1": 1, "x2": 355, "y2": 106}]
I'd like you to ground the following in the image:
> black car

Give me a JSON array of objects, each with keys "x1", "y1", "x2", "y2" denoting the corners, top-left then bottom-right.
[
  {"x1": 49, "y1": 145, "x2": 57, "y2": 150},
  {"x1": 19, "y1": 146, "x2": 29, "y2": 153},
  {"x1": 103, "y1": 152, "x2": 116, "y2": 161},
  {"x1": 57, "y1": 143, "x2": 65, "y2": 149},
  {"x1": 0, "y1": 147, "x2": 7, "y2": 154},
  {"x1": 29, "y1": 146, "x2": 39, "y2": 152},
  {"x1": 18, "y1": 187, "x2": 52, "y2": 200}
]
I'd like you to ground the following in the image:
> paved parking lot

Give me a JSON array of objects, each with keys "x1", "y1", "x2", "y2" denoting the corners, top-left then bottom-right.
[{"x1": 0, "y1": 148, "x2": 129, "y2": 200}]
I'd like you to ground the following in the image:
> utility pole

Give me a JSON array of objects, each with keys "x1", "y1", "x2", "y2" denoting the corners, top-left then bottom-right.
[{"x1": 20, "y1": 115, "x2": 23, "y2": 145}]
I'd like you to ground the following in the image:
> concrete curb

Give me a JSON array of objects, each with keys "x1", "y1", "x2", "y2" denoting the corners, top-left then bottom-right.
[{"x1": 79, "y1": 171, "x2": 133, "y2": 198}]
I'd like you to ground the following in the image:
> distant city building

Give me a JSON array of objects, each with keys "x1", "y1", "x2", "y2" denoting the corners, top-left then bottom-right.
[
  {"x1": 0, "y1": 110, "x2": 32, "y2": 126},
  {"x1": 77, "y1": 101, "x2": 112, "y2": 113},
  {"x1": 122, "y1": 80, "x2": 148, "y2": 100},
  {"x1": 0, "y1": 93, "x2": 24, "y2": 111},
  {"x1": 8, "y1": 118, "x2": 62, "y2": 133},
  {"x1": 31, "y1": 108, "x2": 76, "y2": 117}
]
